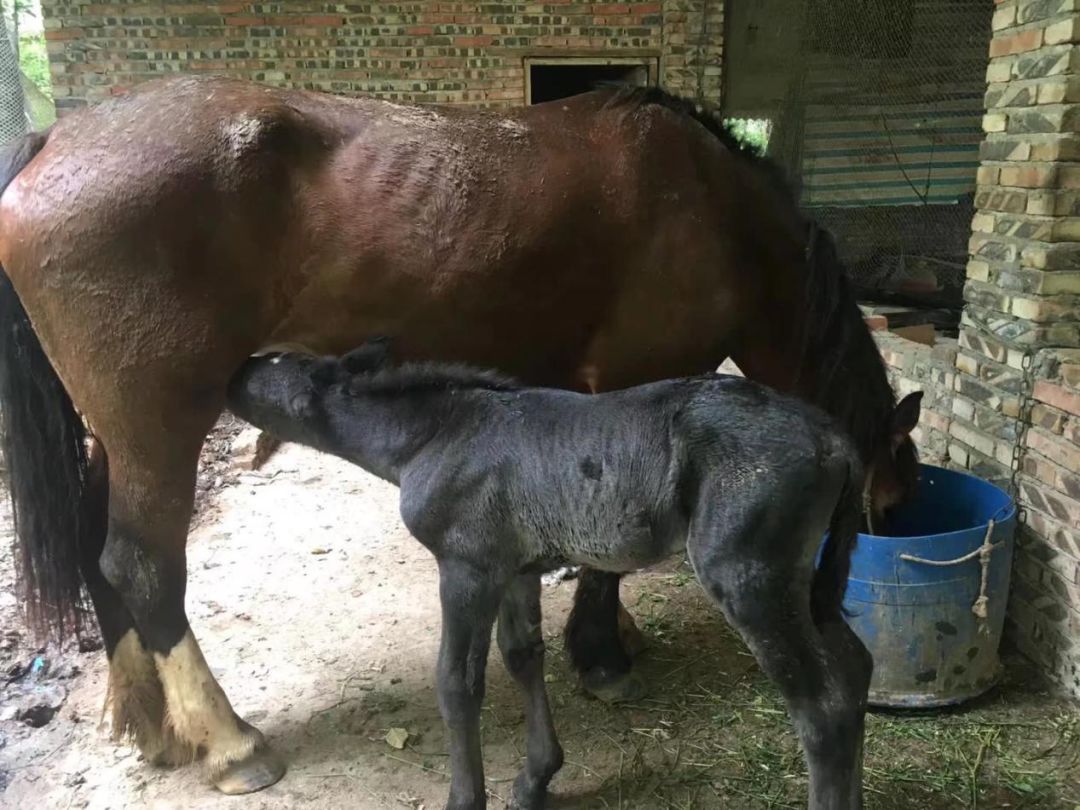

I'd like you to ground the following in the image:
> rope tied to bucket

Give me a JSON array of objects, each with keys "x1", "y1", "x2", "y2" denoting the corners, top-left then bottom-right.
[{"x1": 898, "y1": 519, "x2": 997, "y2": 630}]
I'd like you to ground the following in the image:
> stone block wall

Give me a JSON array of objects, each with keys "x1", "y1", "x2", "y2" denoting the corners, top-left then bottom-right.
[{"x1": 40, "y1": 1, "x2": 723, "y2": 113}]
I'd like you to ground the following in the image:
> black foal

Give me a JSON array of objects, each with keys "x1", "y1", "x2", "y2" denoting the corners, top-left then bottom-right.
[{"x1": 227, "y1": 342, "x2": 872, "y2": 810}]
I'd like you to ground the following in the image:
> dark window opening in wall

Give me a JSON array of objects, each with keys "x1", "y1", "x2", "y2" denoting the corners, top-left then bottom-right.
[{"x1": 526, "y1": 59, "x2": 655, "y2": 105}]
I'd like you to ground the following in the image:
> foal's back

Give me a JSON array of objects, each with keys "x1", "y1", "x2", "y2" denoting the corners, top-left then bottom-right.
[{"x1": 406, "y1": 375, "x2": 847, "y2": 574}]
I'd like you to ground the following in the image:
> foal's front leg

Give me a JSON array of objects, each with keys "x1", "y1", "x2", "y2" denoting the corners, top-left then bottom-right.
[
  {"x1": 437, "y1": 559, "x2": 505, "y2": 810},
  {"x1": 498, "y1": 574, "x2": 563, "y2": 809}
]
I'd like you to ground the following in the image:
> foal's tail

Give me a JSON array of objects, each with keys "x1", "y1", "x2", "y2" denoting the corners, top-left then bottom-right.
[
  {"x1": 810, "y1": 446, "x2": 864, "y2": 625},
  {"x1": 0, "y1": 130, "x2": 106, "y2": 640}
]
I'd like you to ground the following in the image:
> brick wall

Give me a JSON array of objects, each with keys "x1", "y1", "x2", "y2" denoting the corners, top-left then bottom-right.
[
  {"x1": 952, "y1": 0, "x2": 1080, "y2": 696},
  {"x1": 40, "y1": 1, "x2": 724, "y2": 113}
]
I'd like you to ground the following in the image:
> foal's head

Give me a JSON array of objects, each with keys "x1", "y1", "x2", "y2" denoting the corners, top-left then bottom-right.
[{"x1": 226, "y1": 338, "x2": 391, "y2": 434}]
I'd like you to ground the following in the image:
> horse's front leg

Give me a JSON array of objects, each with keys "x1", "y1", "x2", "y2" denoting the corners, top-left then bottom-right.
[
  {"x1": 436, "y1": 558, "x2": 505, "y2": 810},
  {"x1": 564, "y1": 568, "x2": 646, "y2": 702},
  {"x1": 497, "y1": 574, "x2": 563, "y2": 809},
  {"x1": 98, "y1": 432, "x2": 284, "y2": 795}
]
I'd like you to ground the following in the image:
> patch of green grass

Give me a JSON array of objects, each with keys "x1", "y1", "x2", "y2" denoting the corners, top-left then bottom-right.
[
  {"x1": 724, "y1": 118, "x2": 771, "y2": 156},
  {"x1": 19, "y1": 31, "x2": 51, "y2": 99}
]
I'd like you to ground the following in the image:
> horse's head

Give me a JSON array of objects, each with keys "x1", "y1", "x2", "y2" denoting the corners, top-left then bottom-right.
[{"x1": 865, "y1": 391, "x2": 922, "y2": 531}]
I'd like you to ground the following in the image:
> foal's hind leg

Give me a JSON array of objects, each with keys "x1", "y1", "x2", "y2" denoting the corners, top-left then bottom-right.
[
  {"x1": 498, "y1": 574, "x2": 563, "y2": 810},
  {"x1": 695, "y1": 565, "x2": 869, "y2": 808},
  {"x1": 98, "y1": 418, "x2": 284, "y2": 794},
  {"x1": 689, "y1": 491, "x2": 869, "y2": 809}
]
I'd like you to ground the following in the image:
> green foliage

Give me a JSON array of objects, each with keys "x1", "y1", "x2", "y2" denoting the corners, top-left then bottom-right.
[
  {"x1": 725, "y1": 117, "x2": 772, "y2": 156},
  {"x1": 19, "y1": 31, "x2": 50, "y2": 99}
]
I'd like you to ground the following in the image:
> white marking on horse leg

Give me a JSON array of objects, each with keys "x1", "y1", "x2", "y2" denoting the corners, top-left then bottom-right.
[
  {"x1": 152, "y1": 629, "x2": 273, "y2": 785},
  {"x1": 107, "y1": 629, "x2": 192, "y2": 766}
]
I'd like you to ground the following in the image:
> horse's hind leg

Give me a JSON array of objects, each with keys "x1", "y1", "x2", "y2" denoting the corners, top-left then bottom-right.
[
  {"x1": 564, "y1": 569, "x2": 644, "y2": 702},
  {"x1": 78, "y1": 441, "x2": 189, "y2": 765},
  {"x1": 689, "y1": 487, "x2": 870, "y2": 809},
  {"x1": 497, "y1": 574, "x2": 563, "y2": 810},
  {"x1": 97, "y1": 412, "x2": 284, "y2": 794}
]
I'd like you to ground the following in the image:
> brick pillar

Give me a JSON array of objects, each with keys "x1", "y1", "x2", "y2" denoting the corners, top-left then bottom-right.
[
  {"x1": 958, "y1": 0, "x2": 1080, "y2": 694},
  {"x1": 663, "y1": 0, "x2": 724, "y2": 102}
]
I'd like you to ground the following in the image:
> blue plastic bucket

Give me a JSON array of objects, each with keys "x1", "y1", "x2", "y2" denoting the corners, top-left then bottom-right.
[{"x1": 842, "y1": 464, "x2": 1016, "y2": 708}]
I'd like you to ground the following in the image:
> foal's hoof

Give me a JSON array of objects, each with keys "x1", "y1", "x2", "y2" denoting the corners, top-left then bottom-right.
[
  {"x1": 508, "y1": 788, "x2": 546, "y2": 810},
  {"x1": 213, "y1": 745, "x2": 286, "y2": 795},
  {"x1": 582, "y1": 668, "x2": 647, "y2": 704},
  {"x1": 508, "y1": 772, "x2": 549, "y2": 810}
]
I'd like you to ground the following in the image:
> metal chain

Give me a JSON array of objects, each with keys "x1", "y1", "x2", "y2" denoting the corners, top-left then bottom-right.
[{"x1": 1008, "y1": 348, "x2": 1037, "y2": 526}]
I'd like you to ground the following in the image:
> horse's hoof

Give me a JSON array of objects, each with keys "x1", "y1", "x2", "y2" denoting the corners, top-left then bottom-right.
[
  {"x1": 582, "y1": 668, "x2": 647, "y2": 704},
  {"x1": 213, "y1": 745, "x2": 286, "y2": 795}
]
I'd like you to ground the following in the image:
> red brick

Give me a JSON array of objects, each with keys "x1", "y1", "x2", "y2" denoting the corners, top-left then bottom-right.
[
  {"x1": 455, "y1": 35, "x2": 493, "y2": 47},
  {"x1": 304, "y1": 15, "x2": 344, "y2": 26},
  {"x1": 44, "y1": 28, "x2": 84, "y2": 41},
  {"x1": 989, "y1": 28, "x2": 1044, "y2": 57},
  {"x1": 1035, "y1": 380, "x2": 1080, "y2": 417},
  {"x1": 1027, "y1": 428, "x2": 1080, "y2": 473},
  {"x1": 225, "y1": 16, "x2": 263, "y2": 26}
]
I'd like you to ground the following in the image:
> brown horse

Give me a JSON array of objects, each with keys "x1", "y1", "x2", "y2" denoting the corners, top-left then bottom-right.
[{"x1": 0, "y1": 76, "x2": 920, "y2": 801}]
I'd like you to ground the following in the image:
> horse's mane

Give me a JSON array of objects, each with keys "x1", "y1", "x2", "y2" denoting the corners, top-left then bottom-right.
[
  {"x1": 801, "y1": 227, "x2": 898, "y2": 461},
  {"x1": 604, "y1": 85, "x2": 793, "y2": 199},
  {"x1": 606, "y1": 84, "x2": 897, "y2": 462},
  {"x1": 346, "y1": 362, "x2": 521, "y2": 395}
]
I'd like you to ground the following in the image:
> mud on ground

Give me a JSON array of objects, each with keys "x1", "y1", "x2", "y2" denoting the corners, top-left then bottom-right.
[{"x1": 1, "y1": 425, "x2": 1078, "y2": 809}]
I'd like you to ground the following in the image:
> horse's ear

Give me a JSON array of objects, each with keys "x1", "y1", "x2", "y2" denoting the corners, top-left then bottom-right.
[
  {"x1": 891, "y1": 392, "x2": 923, "y2": 438},
  {"x1": 342, "y1": 337, "x2": 392, "y2": 374}
]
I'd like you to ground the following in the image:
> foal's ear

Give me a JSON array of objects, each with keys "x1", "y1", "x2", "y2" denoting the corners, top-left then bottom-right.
[
  {"x1": 310, "y1": 356, "x2": 342, "y2": 387},
  {"x1": 891, "y1": 392, "x2": 923, "y2": 439},
  {"x1": 342, "y1": 336, "x2": 392, "y2": 374}
]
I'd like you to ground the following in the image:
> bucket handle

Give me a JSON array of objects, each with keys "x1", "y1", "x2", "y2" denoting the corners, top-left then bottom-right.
[{"x1": 898, "y1": 519, "x2": 998, "y2": 630}]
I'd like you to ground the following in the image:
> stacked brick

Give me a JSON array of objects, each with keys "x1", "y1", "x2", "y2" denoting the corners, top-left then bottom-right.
[
  {"x1": 956, "y1": 0, "x2": 1080, "y2": 695},
  {"x1": 1012, "y1": 349, "x2": 1080, "y2": 690},
  {"x1": 40, "y1": 1, "x2": 724, "y2": 113}
]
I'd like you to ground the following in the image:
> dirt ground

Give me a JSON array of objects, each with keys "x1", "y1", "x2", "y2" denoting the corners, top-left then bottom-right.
[{"x1": 2, "y1": 420, "x2": 1080, "y2": 810}]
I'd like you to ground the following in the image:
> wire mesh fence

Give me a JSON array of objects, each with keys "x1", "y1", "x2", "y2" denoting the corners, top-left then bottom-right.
[
  {"x1": 729, "y1": 0, "x2": 993, "y2": 318},
  {"x1": 0, "y1": 9, "x2": 28, "y2": 146}
]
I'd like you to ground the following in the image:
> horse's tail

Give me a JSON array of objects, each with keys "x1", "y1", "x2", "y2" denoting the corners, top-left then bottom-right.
[
  {"x1": 0, "y1": 130, "x2": 105, "y2": 640},
  {"x1": 810, "y1": 444, "x2": 864, "y2": 625}
]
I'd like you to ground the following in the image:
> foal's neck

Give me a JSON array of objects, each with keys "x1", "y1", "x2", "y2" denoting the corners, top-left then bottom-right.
[{"x1": 324, "y1": 386, "x2": 452, "y2": 485}]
